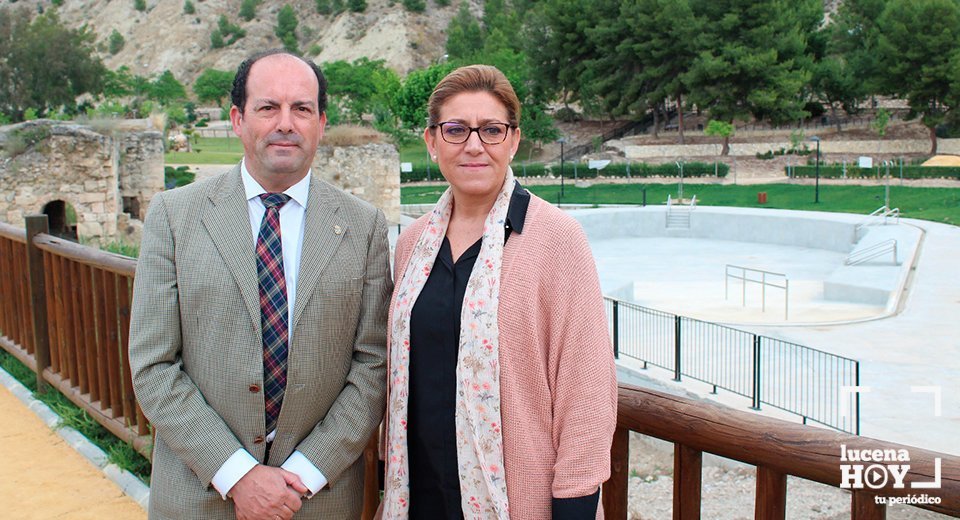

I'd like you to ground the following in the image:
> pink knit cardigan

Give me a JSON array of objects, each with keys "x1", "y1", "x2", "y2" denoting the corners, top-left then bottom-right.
[{"x1": 386, "y1": 193, "x2": 618, "y2": 518}]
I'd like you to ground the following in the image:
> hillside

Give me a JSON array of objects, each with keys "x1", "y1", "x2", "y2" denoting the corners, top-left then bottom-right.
[{"x1": 11, "y1": 0, "x2": 463, "y2": 85}]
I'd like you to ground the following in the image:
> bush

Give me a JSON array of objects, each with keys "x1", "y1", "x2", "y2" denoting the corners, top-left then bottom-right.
[
  {"x1": 183, "y1": 0, "x2": 195, "y2": 14},
  {"x1": 165, "y1": 165, "x2": 195, "y2": 188},
  {"x1": 398, "y1": 161, "x2": 730, "y2": 183},
  {"x1": 787, "y1": 165, "x2": 960, "y2": 180},
  {"x1": 134, "y1": 0, "x2": 146, "y2": 12},
  {"x1": 108, "y1": 29, "x2": 125, "y2": 55},
  {"x1": 210, "y1": 29, "x2": 225, "y2": 49},
  {"x1": 401, "y1": 162, "x2": 440, "y2": 182},
  {"x1": 514, "y1": 163, "x2": 549, "y2": 178},
  {"x1": 601, "y1": 161, "x2": 728, "y2": 178},
  {"x1": 554, "y1": 107, "x2": 582, "y2": 122},
  {"x1": 240, "y1": 0, "x2": 260, "y2": 21},
  {"x1": 403, "y1": 0, "x2": 426, "y2": 12}
]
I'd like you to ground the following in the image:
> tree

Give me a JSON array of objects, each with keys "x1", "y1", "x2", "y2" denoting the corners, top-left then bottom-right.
[
  {"x1": 587, "y1": 0, "x2": 702, "y2": 143},
  {"x1": 210, "y1": 29, "x2": 225, "y2": 49},
  {"x1": 316, "y1": 0, "x2": 332, "y2": 15},
  {"x1": 810, "y1": 55, "x2": 862, "y2": 132},
  {"x1": 134, "y1": 0, "x2": 147, "y2": 12},
  {"x1": 525, "y1": 0, "x2": 618, "y2": 108},
  {"x1": 393, "y1": 63, "x2": 456, "y2": 130},
  {"x1": 108, "y1": 29, "x2": 125, "y2": 55},
  {"x1": 875, "y1": 0, "x2": 960, "y2": 154},
  {"x1": 193, "y1": 68, "x2": 235, "y2": 106},
  {"x1": 0, "y1": 9, "x2": 106, "y2": 121},
  {"x1": 275, "y1": 5, "x2": 299, "y2": 53},
  {"x1": 704, "y1": 120, "x2": 734, "y2": 156},
  {"x1": 240, "y1": 0, "x2": 260, "y2": 21},
  {"x1": 102, "y1": 66, "x2": 135, "y2": 98},
  {"x1": 149, "y1": 70, "x2": 187, "y2": 105},
  {"x1": 183, "y1": 0, "x2": 195, "y2": 15},
  {"x1": 829, "y1": 0, "x2": 887, "y2": 97},
  {"x1": 402, "y1": 0, "x2": 426, "y2": 13},
  {"x1": 324, "y1": 58, "x2": 400, "y2": 123},
  {"x1": 446, "y1": 2, "x2": 485, "y2": 60},
  {"x1": 684, "y1": 0, "x2": 819, "y2": 139},
  {"x1": 348, "y1": 0, "x2": 367, "y2": 13}
]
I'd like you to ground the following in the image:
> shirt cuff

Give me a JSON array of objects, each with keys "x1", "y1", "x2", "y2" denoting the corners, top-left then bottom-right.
[
  {"x1": 281, "y1": 450, "x2": 327, "y2": 497},
  {"x1": 211, "y1": 449, "x2": 259, "y2": 500}
]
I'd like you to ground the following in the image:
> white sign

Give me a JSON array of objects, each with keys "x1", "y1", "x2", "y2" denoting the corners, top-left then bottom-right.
[
  {"x1": 858, "y1": 156, "x2": 873, "y2": 168},
  {"x1": 588, "y1": 160, "x2": 611, "y2": 170},
  {"x1": 400, "y1": 162, "x2": 413, "y2": 173}
]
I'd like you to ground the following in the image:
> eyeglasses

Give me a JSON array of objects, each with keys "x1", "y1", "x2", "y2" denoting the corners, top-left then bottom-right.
[{"x1": 432, "y1": 121, "x2": 514, "y2": 145}]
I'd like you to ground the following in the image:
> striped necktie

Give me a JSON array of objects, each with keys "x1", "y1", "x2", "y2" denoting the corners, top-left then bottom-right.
[{"x1": 257, "y1": 192, "x2": 290, "y2": 434}]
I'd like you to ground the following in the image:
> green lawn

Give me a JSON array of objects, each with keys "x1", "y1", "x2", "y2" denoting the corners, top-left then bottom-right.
[
  {"x1": 165, "y1": 136, "x2": 244, "y2": 165},
  {"x1": 402, "y1": 182, "x2": 960, "y2": 226}
]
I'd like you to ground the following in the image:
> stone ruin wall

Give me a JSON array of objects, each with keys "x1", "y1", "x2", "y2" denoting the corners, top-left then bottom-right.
[
  {"x1": 312, "y1": 143, "x2": 401, "y2": 226},
  {"x1": 0, "y1": 120, "x2": 164, "y2": 245},
  {"x1": 1, "y1": 120, "x2": 401, "y2": 246}
]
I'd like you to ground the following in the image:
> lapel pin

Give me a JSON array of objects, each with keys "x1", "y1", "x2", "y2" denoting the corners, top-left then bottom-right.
[{"x1": 334, "y1": 225, "x2": 342, "y2": 235}]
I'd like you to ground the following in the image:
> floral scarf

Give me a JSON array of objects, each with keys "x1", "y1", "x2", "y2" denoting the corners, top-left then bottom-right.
[{"x1": 383, "y1": 169, "x2": 515, "y2": 519}]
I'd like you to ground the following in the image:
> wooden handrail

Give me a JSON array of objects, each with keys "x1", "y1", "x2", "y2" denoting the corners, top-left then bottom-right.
[
  {"x1": 32, "y1": 233, "x2": 136, "y2": 277},
  {"x1": 0, "y1": 220, "x2": 26, "y2": 243},
  {"x1": 605, "y1": 384, "x2": 960, "y2": 518}
]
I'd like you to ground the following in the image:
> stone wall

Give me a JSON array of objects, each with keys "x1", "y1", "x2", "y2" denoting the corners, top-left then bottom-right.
[
  {"x1": 0, "y1": 120, "x2": 164, "y2": 245},
  {"x1": 118, "y1": 131, "x2": 165, "y2": 220},
  {"x1": 312, "y1": 143, "x2": 401, "y2": 225}
]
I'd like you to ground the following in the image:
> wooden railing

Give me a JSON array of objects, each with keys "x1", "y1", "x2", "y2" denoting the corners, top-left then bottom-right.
[
  {"x1": 0, "y1": 217, "x2": 150, "y2": 456},
  {"x1": 2, "y1": 217, "x2": 957, "y2": 518},
  {"x1": 601, "y1": 384, "x2": 960, "y2": 518}
]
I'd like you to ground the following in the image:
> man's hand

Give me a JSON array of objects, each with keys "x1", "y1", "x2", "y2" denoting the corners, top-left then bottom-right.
[{"x1": 230, "y1": 464, "x2": 310, "y2": 520}]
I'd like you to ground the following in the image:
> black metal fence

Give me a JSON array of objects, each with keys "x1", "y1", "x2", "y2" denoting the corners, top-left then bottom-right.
[{"x1": 605, "y1": 297, "x2": 860, "y2": 434}]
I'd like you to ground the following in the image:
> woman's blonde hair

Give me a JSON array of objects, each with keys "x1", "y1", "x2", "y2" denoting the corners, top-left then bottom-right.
[{"x1": 427, "y1": 64, "x2": 521, "y2": 127}]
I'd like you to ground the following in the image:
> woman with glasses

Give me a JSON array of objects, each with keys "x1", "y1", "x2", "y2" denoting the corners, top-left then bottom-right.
[{"x1": 381, "y1": 64, "x2": 617, "y2": 519}]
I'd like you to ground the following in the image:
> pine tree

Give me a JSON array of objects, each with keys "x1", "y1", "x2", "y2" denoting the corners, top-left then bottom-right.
[
  {"x1": 275, "y1": 5, "x2": 299, "y2": 53},
  {"x1": 349, "y1": 0, "x2": 367, "y2": 13},
  {"x1": 240, "y1": 0, "x2": 260, "y2": 21}
]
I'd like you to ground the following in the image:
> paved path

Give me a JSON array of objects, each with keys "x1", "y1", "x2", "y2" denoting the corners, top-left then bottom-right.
[{"x1": 0, "y1": 381, "x2": 146, "y2": 519}]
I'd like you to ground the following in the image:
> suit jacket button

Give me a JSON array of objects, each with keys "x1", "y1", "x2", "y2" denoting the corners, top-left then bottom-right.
[
  {"x1": 254, "y1": 435, "x2": 265, "y2": 444},
  {"x1": 249, "y1": 384, "x2": 260, "y2": 393}
]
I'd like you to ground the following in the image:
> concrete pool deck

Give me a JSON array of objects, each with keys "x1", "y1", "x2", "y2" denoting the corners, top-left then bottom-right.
[{"x1": 564, "y1": 205, "x2": 958, "y2": 457}]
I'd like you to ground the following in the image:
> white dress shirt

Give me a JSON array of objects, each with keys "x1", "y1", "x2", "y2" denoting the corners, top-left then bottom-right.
[{"x1": 210, "y1": 161, "x2": 327, "y2": 499}]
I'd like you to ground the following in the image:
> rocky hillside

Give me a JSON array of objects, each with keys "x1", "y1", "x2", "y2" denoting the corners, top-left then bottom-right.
[{"x1": 11, "y1": 0, "x2": 465, "y2": 85}]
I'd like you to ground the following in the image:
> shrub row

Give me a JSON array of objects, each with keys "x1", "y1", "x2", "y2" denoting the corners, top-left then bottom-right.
[
  {"x1": 400, "y1": 161, "x2": 728, "y2": 183},
  {"x1": 787, "y1": 165, "x2": 960, "y2": 180}
]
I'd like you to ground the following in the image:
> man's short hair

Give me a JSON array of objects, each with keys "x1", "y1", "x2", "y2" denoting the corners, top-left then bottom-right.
[{"x1": 231, "y1": 49, "x2": 328, "y2": 115}]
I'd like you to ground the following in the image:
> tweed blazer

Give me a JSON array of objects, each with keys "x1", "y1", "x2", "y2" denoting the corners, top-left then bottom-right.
[{"x1": 129, "y1": 165, "x2": 391, "y2": 519}]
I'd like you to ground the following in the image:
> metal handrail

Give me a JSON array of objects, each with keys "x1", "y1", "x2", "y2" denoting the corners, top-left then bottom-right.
[
  {"x1": 856, "y1": 205, "x2": 901, "y2": 235},
  {"x1": 845, "y1": 238, "x2": 898, "y2": 266},
  {"x1": 725, "y1": 264, "x2": 789, "y2": 320}
]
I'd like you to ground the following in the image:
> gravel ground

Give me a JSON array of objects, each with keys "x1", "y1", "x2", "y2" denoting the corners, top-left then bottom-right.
[{"x1": 626, "y1": 433, "x2": 951, "y2": 519}]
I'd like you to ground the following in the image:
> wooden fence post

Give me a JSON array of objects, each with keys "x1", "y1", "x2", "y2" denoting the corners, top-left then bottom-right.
[
  {"x1": 25, "y1": 215, "x2": 51, "y2": 394},
  {"x1": 602, "y1": 426, "x2": 630, "y2": 518}
]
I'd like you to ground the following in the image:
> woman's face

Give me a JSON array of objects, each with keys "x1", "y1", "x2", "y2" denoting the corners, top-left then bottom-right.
[{"x1": 424, "y1": 91, "x2": 521, "y2": 201}]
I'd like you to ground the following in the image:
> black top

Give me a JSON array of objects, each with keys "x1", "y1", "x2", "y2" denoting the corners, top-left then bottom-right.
[{"x1": 407, "y1": 182, "x2": 599, "y2": 519}]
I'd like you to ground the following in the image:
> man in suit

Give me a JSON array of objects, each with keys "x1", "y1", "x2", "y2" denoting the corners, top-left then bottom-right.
[{"x1": 129, "y1": 49, "x2": 391, "y2": 519}]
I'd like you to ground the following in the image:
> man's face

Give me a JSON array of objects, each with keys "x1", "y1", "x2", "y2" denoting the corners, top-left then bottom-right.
[{"x1": 230, "y1": 54, "x2": 326, "y2": 191}]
